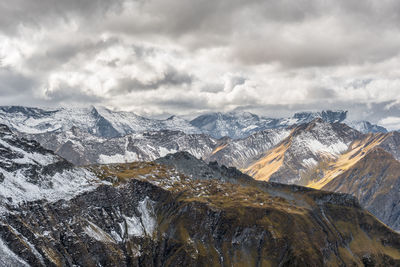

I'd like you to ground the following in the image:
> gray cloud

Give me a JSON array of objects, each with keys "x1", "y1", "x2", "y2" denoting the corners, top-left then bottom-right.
[
  {"x1": 114, "y1": 66, "x2": 193, "y2": 92},
  {"x1": 0, "y1": 0, "x2": 124, "y2": 34},
  {"x1": 0, "y1": 68, "x2": 37, "y2": 96},
  {"x1": 0, "y1": 0, "x2": 400, "y2": 124},
  {"x1": 43, "y1": 83, "x2": 103, "y2": 104},
  {"x1": 25, "y1": 38, "x2": 121, "y2": 72}
]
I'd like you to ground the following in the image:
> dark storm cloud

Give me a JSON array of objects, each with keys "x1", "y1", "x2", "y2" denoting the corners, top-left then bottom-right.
[
  {"x1": 114, "y1": 66, "x2": 193, "y2": 93},
  {"x1": 153, "y1": 96, "x2": 210, "y2": 111},
  {"x1": 44, "y1": 83, "x2": 103, "y2": 104},
  {"x1": 0, "y1": 68, "x2": 37, "y2": 96}
]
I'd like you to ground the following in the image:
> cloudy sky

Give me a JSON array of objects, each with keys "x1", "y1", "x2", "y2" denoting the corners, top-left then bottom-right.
[{"x1": 1, "y1": 0, "x2": 400, "y2": 128}]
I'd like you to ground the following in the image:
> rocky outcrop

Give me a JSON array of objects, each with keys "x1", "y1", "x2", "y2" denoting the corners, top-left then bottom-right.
[{"x1": 1, "y1": 159, "x2": 400, "y2": 266}]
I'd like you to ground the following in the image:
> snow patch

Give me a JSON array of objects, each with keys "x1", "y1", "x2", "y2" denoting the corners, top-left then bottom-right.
[
  {"x1": 0, "y1": 238, "x2": 29, "y2": 267},
  {"x1": 0, "y1": 168, "x2": 100, "y2": 205},
  {"x1": 122, "y1": 197, "x2": 156, "y2": 238},
  {"x1": 302, "y1": 158, "x2": 318, "y2": 168},
  {"x1": 138, "y1": 197, "x2": 156, "y2": 236},
  {"x1": 84, "y1": 221, "x2": 115, "y2": 243},
  {"x1": 98, "y1": 151, "x2": 139, "y2": 164}
]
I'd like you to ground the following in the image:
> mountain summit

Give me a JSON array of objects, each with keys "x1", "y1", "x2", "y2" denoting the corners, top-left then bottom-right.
[{"x1": 0, "y1": 106, "x2": 387, "y2": 140}]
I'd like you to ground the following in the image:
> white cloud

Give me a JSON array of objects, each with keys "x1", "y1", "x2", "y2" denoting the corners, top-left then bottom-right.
[
  {"x1": 0, "y1": 0, "x2": 400, "y2": 123},
  {"x1": 379, "y1": 116, "x2": 400, "y2": 130}
]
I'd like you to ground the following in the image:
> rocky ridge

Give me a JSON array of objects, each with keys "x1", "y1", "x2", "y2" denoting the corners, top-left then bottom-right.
[{"x1": 0, "y1": 129, "x2": 399, "y2": 266}]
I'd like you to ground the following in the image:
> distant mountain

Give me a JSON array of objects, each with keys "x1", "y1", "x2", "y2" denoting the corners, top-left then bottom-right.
[
  {"x1": 231, "y1": 122, "x2": 400, "y2": 231},
  {"x1": 189, "y1": 111, "x2": 280, "y2": 139},
  {"x1": 347, "y1": 120, "x2": 388, "y2": 134},
  {"x1": 0, "y1": 106, "x2": 388, "y2": 140},
  {"x1": 0, "y1": 106, "x2": 200, "y2": 138},
  {"x1": 206, "y1": 128, "x2": 291, "y2": 169},
  {"x1": 23, "y1": 128, "x2": 218, "y2": 166},
  {"x1": 191, "y1": 110, "x2": 387, "y2": 138},
  {"x1": 241, "y1": 119, "x2": 362, "y2": 184},
  {"x1": 0, "y1": 124, "x2": 99, "y2": 204}
]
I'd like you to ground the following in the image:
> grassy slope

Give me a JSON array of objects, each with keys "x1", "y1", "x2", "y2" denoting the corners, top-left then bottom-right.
[{"x1": 89, "y1": 162, "x2": 400, "y2": 266}]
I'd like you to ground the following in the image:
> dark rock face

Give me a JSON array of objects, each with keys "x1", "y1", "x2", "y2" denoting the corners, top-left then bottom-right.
[
  {"x1": 90, "y1": 107, "x2": 120, "y2": 138},
  {"x1": 1, "y1": 175, "x2": 400, "y2": 267}
]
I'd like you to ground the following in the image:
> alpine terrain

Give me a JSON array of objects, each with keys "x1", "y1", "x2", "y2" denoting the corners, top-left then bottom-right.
[{"x1": 0, "y1": 125, "x2": 400, "y2": 266}]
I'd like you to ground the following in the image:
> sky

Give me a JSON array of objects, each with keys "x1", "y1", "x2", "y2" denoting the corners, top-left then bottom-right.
[{"x1": 1, "y1": 0, "x2": 400, "y2": 128}]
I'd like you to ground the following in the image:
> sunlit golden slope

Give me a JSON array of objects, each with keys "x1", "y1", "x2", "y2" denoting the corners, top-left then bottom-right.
[
  {"x1": 322, "y1": 147, "x2": 400, "y2": 230},
  {"x1": 308, "y1": 133, "x2": 388, "y2": 189},
  {"x1": 243, "y1": 137, "x2": 292, "y2": 181},
  {"x1": 210, "y1": 144, "x2": 227, "y2": 155},
  {"x1": 242, "y1": 120, "x2": 361, "y2": 183}
]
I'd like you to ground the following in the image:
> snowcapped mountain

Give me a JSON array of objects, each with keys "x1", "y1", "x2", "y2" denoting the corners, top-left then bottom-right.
[
  {"x1": 190, "y1": 109, "x2": 387, "y2": 138},
  {"x1": 189, "y1": 111, "x2": 281, "y2": 139},
  {"x1": 0, "y1": 106, "x2": 199, "y2": 138},
  {"x1": 346, "y1": 120, "x2": 388, "y2": 133},
  {"x1": 0, "y1": 124, "x2": 99, "y2": 205},
  {"x1": 206, "y1": 128, "x2": 291, "y2": 169},
  {"x1": 22, "y1": 125, "x2": 290, "y2": 166},
  {"x1": 0, "y1": 122, "x2": 400, "y2": 265},
  {"x1": 0, "y1": 106, "x2": 387, "y2": 141},
  {"x1": 23, "y1": 128, "x2": 218, "y2": 165},
  {"x1": 242, "y1": 119, "x2": 362, "y2": 184}
]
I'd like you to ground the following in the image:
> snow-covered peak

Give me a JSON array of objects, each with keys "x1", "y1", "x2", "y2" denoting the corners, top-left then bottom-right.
[
  {"x1": 0, "y1": 124, "x2": 99, "y2": 204},
  {"x1": 346, "y1": 120, "x2": 388, "y2": 134},
  {"x1": 0, "y1": 106, "x2": 388, "y2": 140},
  {"x1": 190, "y1": 110, "x2": 348, "y2": 139},
  {"x1": 290, "y1": 119, "x2": 357, "y2": 158},
  {"x1": 0, "y1": 106, "x2": 200, "y2": 138},
  {"x1": 292, "y1": 110, "x2": 347, "y2": 123}
]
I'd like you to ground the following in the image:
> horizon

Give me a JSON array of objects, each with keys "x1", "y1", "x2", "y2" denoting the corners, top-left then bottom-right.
[{"x1": 1, "y1": 104, "x2": 396, "y2": 130}]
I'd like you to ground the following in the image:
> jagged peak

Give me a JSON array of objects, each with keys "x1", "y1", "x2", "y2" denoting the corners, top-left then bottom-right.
[{"x1": 293, "y1": 110, "x2": 348, "y2": 122}]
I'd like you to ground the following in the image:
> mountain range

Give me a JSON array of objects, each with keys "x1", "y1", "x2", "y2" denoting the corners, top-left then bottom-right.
[
  {"x1": 0, "y1": 106, "x2": 400, "y2": 265},
  {"x1": 0, "y1": 106, "x2": 387, "y2": 140},
  {"x1": 0, "y1": 125, "x2": 399, "y2": 266}
]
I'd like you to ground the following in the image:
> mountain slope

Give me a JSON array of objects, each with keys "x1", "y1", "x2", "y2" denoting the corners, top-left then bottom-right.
[
  {"x1": 306, "y1": 132, "x2": 400, "y2": 189},
  {"x1": 0, "y1": 131, "x2": 400, "y2": 266},
  {"x1": 321, "y1": 148, "x2": 400, "y2": 231},
  {"x1": 0, "y1": 124, "x2": 99, "y2": 204},
  {"x1": 243, "y1": 119, "x2": 361, "y2": 184},
  {"x1": 241, "y1": 128, "x2": 400, "y2": 231},
  {"x1": 206, "y1": 128, "x2": 290, "y2": 169},
  {"x1": 23, "y1": 128, "x2": 218, "y2": 165}
]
